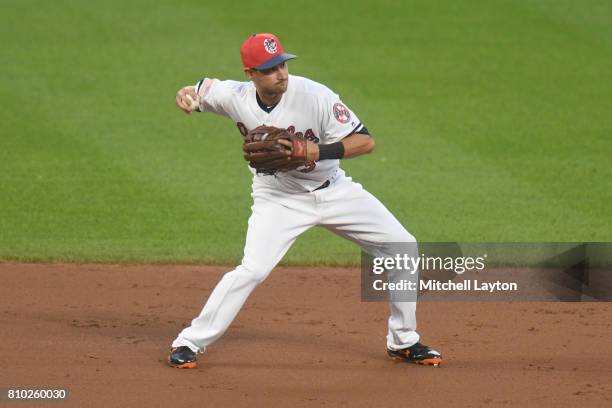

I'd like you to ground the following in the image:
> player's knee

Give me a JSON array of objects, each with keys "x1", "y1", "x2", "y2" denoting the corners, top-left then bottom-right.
[
  {"x1": 233, "y1": 263, "x2": 272, "y2": 284},
  {"x1": 376, "y1": 230, "x2": 417, "y2": 257},
  {"x1": 404, "y1": 231, "x2": 417, "y2": 243},
  {"x1": 387, "y1": 228, "x2": 417, "y2": 244}
]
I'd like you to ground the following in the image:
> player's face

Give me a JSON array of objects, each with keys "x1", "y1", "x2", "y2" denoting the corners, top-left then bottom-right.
[{"x1": 247, "y1": 62, "x2": 289, "y2": 95}]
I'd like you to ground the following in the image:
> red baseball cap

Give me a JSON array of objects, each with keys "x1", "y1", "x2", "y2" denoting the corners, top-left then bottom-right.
[{"x1": 240, "y1": 33, "x2": 297, "y2": 71}]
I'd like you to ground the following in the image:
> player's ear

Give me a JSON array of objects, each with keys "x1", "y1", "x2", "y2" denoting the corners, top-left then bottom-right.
[{"x1": 245, "y1": 68, "x2": 255, "y2": 81}]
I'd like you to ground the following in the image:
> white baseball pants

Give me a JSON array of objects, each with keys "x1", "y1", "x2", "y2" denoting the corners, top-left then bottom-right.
[{"x1": 172, "y1": 175, "x2": 419, "y2": 352}]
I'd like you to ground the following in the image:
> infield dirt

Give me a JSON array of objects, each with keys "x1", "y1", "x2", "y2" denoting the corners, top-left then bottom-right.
[{"x1": 1, "y1": 263, "x2": 610, "y2": 407}]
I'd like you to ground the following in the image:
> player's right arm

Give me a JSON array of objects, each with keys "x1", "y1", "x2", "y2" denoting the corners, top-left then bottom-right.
[
  {"x1": 175, "y1": 78, "x2": 242, "y2": 118},
  {"x1": 176, "y1": 86, "x2": 197, "y2": 114}
]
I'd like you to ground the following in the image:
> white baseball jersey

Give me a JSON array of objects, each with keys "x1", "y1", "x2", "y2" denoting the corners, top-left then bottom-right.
[{"x1": 194, "y1": 74, "x2": 365, "y2": 192}]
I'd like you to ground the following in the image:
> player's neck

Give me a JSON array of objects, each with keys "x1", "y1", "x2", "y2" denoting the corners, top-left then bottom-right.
[{"x1": 256, "y1": 90, "x2": 283, "y2": 107}]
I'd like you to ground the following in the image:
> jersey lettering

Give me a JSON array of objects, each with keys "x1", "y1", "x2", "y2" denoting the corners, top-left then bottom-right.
[{"x1": 200, "y1": 75, "x2": 358, "y2": 191}]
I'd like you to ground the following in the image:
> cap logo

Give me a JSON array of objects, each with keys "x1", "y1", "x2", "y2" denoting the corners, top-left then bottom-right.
[
  {"x1": 263, "y1": 38, "x2": 278, "y2": 54},
  {"x1": 333, "y1": 103, "x2": 351, "y2": 123}
]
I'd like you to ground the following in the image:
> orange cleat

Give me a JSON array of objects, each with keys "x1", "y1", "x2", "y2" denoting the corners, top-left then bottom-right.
[
  {"x1": 387, "y1": 342, "x2": 443, "y2": 367},
  {"x1": 168, "y1": 346, "x2": 197, "y2": 369}
]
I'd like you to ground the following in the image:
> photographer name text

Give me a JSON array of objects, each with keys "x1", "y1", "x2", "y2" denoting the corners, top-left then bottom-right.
[{"x1": 373, "y1": 279, "x2": 518, "y2": 292}]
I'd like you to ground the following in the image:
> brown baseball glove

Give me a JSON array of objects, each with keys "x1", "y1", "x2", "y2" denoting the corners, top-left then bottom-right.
[{"x1": 243, "y1": 125, "x2": 308, "y2": 175}]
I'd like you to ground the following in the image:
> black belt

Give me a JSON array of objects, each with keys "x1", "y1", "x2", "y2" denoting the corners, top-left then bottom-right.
[{"x1": 313, "y1": 180, "x2": 330, "y2": 191}]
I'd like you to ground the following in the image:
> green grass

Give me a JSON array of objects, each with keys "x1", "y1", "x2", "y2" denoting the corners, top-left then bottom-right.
[{"x1": 1, "y1": 0, "x2": 611, "y2": 264}]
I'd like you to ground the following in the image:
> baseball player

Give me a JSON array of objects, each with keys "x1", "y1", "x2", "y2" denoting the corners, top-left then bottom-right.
[{"x1": 168, "y1": 33, "x2": 442, "y2": 368}]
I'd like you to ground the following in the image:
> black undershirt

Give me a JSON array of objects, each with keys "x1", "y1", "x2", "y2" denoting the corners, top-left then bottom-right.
[
  {"x1": 355, "y1": 126, "x2": 370, "y2": 135},
  {"x1": 255, "y1": 92, "x2": 278, "y2": 113}
]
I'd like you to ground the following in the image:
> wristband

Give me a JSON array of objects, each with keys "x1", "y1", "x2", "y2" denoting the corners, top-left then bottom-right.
[{"x1": 318, "y1": 142, "x2": 345, "y2": 160}]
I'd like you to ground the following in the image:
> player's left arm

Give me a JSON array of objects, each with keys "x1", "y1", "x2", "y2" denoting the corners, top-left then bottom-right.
[
  {"x1": 307, "y1": 131, "x2": 374, "y2": 161},
  {"x1": 315, "y1": 93, "x2": 377, "y2": 161}
]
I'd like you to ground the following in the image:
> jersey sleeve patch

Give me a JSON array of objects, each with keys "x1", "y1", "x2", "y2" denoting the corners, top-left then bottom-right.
[{"x1": 333, "y1": 102, "x2": 351, "y2": 124}]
